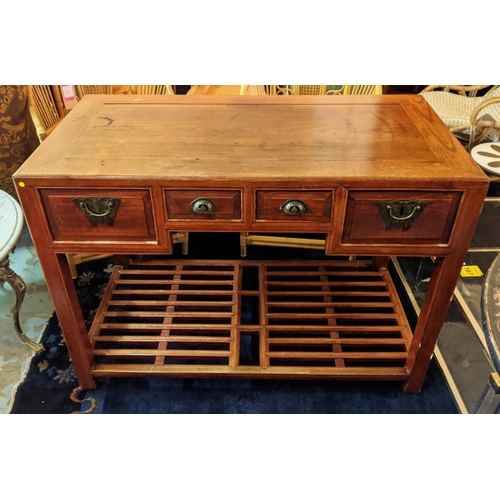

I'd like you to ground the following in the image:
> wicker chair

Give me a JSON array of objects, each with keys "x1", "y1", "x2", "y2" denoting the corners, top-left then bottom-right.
[
  {"x1": 239, "y1": 84, "x2": 382, "y2": 256},
  {"x1": 28, "y1": 85, "x2": 66, "y2": 142},
  {"x1": 75, "y1": 85, "x2": 114, "y2": 98},
  {"x1": 131, "y1": 85, "x2": 175, "y2": 95},
  {"x1": 241, "y1": 85, "x2": 383, "y2": 96},
  {"x1": 420, "y1": 85, "x2": 500, "y2": 150}
]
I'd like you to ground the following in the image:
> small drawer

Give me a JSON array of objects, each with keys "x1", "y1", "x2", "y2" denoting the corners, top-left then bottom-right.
[
  {"x1": 342, "y1": 191, "x2": 461, "y2": 245},
  {"x1": 41, "y1": 188, "x2": 156, "y2": 243},
  {"x1": 256, "y1": 191, "x2": 332, "y2": 222},
  {"x1": 165, "y1": 190, "x2": 241, "y2": 220}
]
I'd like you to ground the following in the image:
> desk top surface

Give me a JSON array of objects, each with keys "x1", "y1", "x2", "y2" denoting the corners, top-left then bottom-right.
[{"x1": 16, "y1": 94, "x2": 487, "y2": 185}]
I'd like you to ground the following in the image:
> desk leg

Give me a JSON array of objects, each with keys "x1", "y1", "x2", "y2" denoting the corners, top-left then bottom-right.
[
  {"x1": 16, "y1": 183, "x2": 97, "y2": 389},
  {"x1": 38, "y1": 252, "x2": 96, "y2": 389},
  {"x1": 0, "y1": 256, "x2": 44, "y2": 353},
  {"x1": 404, "y1": 256, "x2": 464, "y2": 393},
  {"x1": 403, "y1": 185, "x2": 488, "y2": 393}
]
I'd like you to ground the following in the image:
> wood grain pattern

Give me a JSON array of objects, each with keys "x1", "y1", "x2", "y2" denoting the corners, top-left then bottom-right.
[{"x1": 15, "y1": 95, "x2": 487, "y2": 183}]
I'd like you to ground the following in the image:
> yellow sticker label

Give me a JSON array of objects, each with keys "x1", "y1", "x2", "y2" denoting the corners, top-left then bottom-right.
[
  {"x1": 460, "y1": 265, "x2": 483, "y2": 277},
  {"x1": 18, "y1": 181, "x2": 25, "y2": 188}
]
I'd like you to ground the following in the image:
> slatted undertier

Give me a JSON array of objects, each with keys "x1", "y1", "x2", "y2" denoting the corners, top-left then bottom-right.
[{"x1": 89, "y1": 259, "x2": 413, "y2": 380}]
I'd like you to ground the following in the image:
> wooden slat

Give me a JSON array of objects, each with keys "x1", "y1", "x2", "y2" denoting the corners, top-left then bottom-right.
[
  {"x1": 320, "y1": 266, "x2": 344, "y2": 368},
  {"x1": 91, "y1": 364, "x2": 410, "y2": 380},
  {"x1": 99, "y1": 323, "x2": 403, "y2": 333},
  {"x1": 230, "y1": 263, "x2": 242, "y2": 368},
  {"x1": 268, "y1": 338, "x2": 407, "y2": 345},
  {"x1": 116, "y1": 279, "x2": 234, "y2": 286},
  {"x1": 259, "y1": 264, "x2": 270, "y2": 368},
  {"x1": 112, "y1": 289, "x2": 234, "y2": 296},
  {"x1": 267, "y1": 325, "x2": 404, "y2": 331},
  {"x1": 266, "y1": 301, "x2": 394, "y2": 308},
  {"x1": 380, "y1": 267, "x2": 413, "y2": 350},
  {"x1": 94, "y1": 349, "x2": 230, "y2": 358},
  {"x1": 156, "y1": 264, "x2": 182, "y2": 365},
  {"x1": 99, "y1": 323, "x2": 234, "y2": 330},
  {"x1": 129, "y1": 259, "x2": 239, "y2": 267},
  {"x1": 265, "y1": 271, "x2": 384, "y2": 277},
  {"x1": 265, "y1": 280, "x2": 387, "y2": 287},
  {"x1": 88, "y1": 266, "x2": 121, "y2": 343},
  {"x1": 108, "y1": 300, "x2": 235, "y2": 307},
  {"x1": 265, "y1": 312, "x2": 398, "y2": 319},
  {"x1": 103, "y1": 311, "x2": 233, "y2": 318},
  {"x1": 268, "y1": 351, "x2": 408, "y2": 360},
  {"x1": 119, "y1": 269, "x2": 236, "y2": 276},
  {"x1": 96, "y1": 335, "x2": 232, "y2": 343}
]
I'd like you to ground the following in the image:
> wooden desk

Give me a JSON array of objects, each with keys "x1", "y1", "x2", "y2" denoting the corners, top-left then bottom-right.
[{"x1": 13, "y1": 94, "x2": 489, "y2": 393}]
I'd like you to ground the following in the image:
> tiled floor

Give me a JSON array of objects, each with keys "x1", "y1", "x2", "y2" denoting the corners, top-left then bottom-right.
[{"x1": 1, "y1": 201, "x2": 499, "y2": 413}]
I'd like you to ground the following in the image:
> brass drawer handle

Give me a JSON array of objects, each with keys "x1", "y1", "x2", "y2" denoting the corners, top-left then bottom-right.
[
  {"x1": 387, "y1": 204, "x2": 419, "y2": 221},
  {"x1": 189, "y1": 197, "x2": 218, "y2": 214},
  {"x1": 73, "y1": 197, "x2": 121, "y2": 227},
  {"x1": 81, "y1": 201, "x2": 113, "y2": 218},
  {"x1": 280, "y1": 199, "x2": 308, "y2": 215},
  {"x1": 377, "y1": 200, "x2": 429, "y2": 231}
]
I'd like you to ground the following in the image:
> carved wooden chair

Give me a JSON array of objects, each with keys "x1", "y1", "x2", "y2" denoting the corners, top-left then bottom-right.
[
  {"x1": 420, "y1": 85, "x2": 500, "y2": 150},
  {"x1": 239, "y1": 84, "x2": 381, "y2": 256}
]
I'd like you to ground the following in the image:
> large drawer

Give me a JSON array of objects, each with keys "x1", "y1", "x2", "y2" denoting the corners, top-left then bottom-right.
[
  {"x1": 165, "y1": 190, "x2": 241, "y2": 220},
  {"x1": 255, "y1": 191, "x2": 333, "y2": 222},
  {"x1": 40, "y1": 188, "x2": 156, "y2": 243},
  {"x1": 342, "y1": 191, "x2": 461, "y2": 245}
]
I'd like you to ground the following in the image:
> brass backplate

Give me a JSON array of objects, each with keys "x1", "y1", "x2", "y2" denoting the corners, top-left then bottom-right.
[
  {"x1": 377, "y1": 200, "x2": 429, "y2": 231},
  {"x1": 73, "y1": 197, "x2": 121, "y2": 227}
]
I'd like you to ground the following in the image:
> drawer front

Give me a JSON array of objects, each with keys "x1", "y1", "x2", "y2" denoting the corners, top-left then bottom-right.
[
  {"x1": 165, "y1": 190, "x2": 241, "y2": 220},
  {"x1": 342, "y1": 191, "x2": 461, "y2": 245},
  {"x1": 256, "y1": 191, "x2": 332, "y2": 222},
  {"x1": 41, "y1": 189, "x2": 156, "y2": 242}
]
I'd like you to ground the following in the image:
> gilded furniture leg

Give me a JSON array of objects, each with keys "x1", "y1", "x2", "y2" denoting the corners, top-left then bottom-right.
[{"x1": 0, "y1": 256, "x2": 44, "y2": 353}]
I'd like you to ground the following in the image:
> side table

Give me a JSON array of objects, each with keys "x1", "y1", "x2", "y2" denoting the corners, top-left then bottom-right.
[
  {"x1": 471, "y1": 142, "x2": 500, "y2": 178},
  {"x1": 476, "y1": 251, "x2": 500, "y2": 413},
  {"x1": 0, "y1": 190, "x2": 43, "y2": 352}
]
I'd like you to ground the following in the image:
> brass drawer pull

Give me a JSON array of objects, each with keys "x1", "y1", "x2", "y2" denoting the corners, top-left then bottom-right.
[
  {"x1": 189, "y1": 197, "x2": 218, "y2": 214},
  {"x1": 73, "y1": 197, "x2": 121, "y2": 227},
  {"x1": 280, "y1": 199, "x2": 308, "y2": 215},
  {"x1": 378, "y1": 200, "x2": 429, "y2": 230}
]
